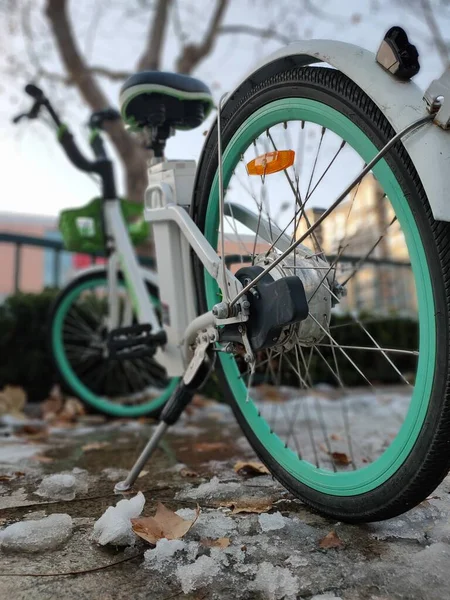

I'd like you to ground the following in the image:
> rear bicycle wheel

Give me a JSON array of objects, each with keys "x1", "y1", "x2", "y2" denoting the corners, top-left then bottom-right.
[
  {"x1": 192, "y1": 66, "x2": 450, "y2": 522},
  {"x1": 49, "y1": 270, "x2": 177, "y2": 418}
]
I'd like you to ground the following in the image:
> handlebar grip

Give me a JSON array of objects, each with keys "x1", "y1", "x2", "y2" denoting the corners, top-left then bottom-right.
[
  {"x1": 25, "y1": 83, "x2": 44, "y2": 100},
  {"x1": 58, "y1": 128, "x2": 95, "y2": 173}
]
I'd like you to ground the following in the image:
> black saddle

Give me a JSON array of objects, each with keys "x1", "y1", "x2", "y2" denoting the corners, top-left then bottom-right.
[{"x1": 119, "y1": 71, "x2": 214, "y2": 131}]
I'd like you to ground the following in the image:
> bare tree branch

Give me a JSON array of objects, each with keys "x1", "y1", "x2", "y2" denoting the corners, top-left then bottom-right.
[
  {"x1": 219, "y1": 24, "x2": 290, "y2": 45},
  {"x1": 176, "y1": 0, "x2": 229, "y2": 74},
  {"x1": 420, "y1": 0, "x2": 450, "y2": 68},
  {"x1": 45, "y1": 0, "x2": 147, "y2": 202},
  {"x1": 137, "y1": 0, "x2": 173, "y2": 71}
]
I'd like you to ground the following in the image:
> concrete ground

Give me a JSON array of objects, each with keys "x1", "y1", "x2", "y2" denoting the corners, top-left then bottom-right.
[{"x1": 0, "y1": 399, "x2": 449, "y2": 600}]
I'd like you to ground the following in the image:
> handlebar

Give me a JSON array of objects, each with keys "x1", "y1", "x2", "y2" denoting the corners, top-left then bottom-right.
[{"x1": 13, "y1": 83, "x2": 118, "y2": 199}]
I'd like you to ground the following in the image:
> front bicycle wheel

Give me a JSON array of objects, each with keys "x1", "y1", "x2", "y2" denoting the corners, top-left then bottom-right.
[
  {"x1": 192, "y1": 66, "x2": 450, "y2": 522},
  {"x1": 49, "y1": 270, "x2": 177, "y2": 418}
]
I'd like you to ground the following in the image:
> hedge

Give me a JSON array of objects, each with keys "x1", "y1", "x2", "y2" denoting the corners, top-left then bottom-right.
[{"x1": 0, "y1": 289, "x2": 417, "y2": 403}]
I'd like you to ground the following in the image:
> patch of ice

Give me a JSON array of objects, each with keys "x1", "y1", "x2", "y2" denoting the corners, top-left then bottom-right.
[
  {"x1": 258, "y1": 512, "x2": 286, "y2": 532},
  {"x1": 0, "y1": 443, "x2": 45, "y2": 463},
  {"x1": 92, "y1": 491, "x2": 145, "y2": 546},
  {"x1": 310, "y1": 595, "x2": 343, "y2": 600},
  {"x1": 36, "y1": 473, "x2": 88, "y2": 501},
  {"x1": 0, "y1": 514, "x2": 73, "y2": 553},
  {"x1": 144, "y1": 538, "x2": 186, "y2": 568},
  {"x1": 176, "y1": 476, "x2": 239, "y2": 501},
  {"x1": 176, "y1": 555, "x2": 221, "y2": 593},
  {"x1": 102, "y1": 468, "x2": 129, "y2": 482},
  {"x1": 285, "y1": 553, "x2": 309, "y2": 567},
  {"x1": 250, "y1": 562, "x2": 299, "y2": 600},
  {"x1": 176, "y1": 507, "x2": 237, "y2": 538}
]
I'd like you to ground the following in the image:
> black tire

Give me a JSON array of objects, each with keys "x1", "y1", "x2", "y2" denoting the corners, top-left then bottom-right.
[
  {"x1": 192, "y1": 66, "x2": 450, "y2": 522},
  {"x1": 48, "y1": 269, "x2": 173, "y2": 418}
]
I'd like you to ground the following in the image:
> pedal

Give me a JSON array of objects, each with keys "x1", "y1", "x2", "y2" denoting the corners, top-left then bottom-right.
[{"x1": 107, "y1": 323, "x2": 167, "y2": 359}]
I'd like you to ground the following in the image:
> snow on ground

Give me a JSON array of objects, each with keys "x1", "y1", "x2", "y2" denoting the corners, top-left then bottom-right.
[{"x1": 1, "y1": 386, "x2": 450, "y2": 599}]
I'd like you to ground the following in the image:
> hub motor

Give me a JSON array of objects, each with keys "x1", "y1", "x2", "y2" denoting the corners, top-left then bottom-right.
[{"x1": 252, "y1": 247, "x2": 333, "y2": 348}]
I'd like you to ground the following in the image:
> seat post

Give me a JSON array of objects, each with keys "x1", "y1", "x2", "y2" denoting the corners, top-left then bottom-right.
[{"x1": 144, "y1": 123, "x2": 173, "y2": 158}]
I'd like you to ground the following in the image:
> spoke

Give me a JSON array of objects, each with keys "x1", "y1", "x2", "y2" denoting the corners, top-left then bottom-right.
[
  {"x1": 309, "y1": 315, "x2": 375, "y2": 388},
  {"x1": 314, "y1": 344, "x2": 418, "y2": 356},
  {"x1": 340, "y1": 216, "x2": 398, "y2": 286},
  {"x1": 266, "y1": 131, "x2": 323, "y2": 255},
  {"x1": 304, "y1": 139, "x2": 346, "y2": 204}
]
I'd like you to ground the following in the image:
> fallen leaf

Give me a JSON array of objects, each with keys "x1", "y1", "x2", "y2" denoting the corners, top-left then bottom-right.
[
  {"x1": 222, "y1": 499, "x2": 273, "y2": 514},
  {"x1": 179, "y1": 467, "x2": 199, "y2": 478},
  {"x1": 257, "y1": 384, "x2": 287, "y2": 402},
  {"x1": 0, "y1": 385, "x2": 26, "y2": 416},
  {"x1": 31, "y1": 454, "x2": 53, "y2": 464},
  {"x1": 138, "y1": 471, "x2": 149, "y2": 479},
  {"x1": 330, "y1": 452, "x2": 351, "y2": 466},
  {"x1": 194, "y1": 442, "x2": 227, "y2": 452},
  {"x1": 132, "y1": 503, "x2": 200, "y2": 545},
  {"x1": 0, "y1": 471, "x2": 25, "y2": 482},
  {"x1": 200, "y1": 537, "x2": 230, "y2": 548},
  {"x1": 59, "y1": 397, "x2": 85, "y2": 422},
  {"x1": 82, "y1": 441, "x2": 110, "y2": 452},
  {"x1": 351, "y1": 13, "x2": 362, "y2": 24},
  {"x1": 234, "y1": 461, "x2": 270, "y2": 478},
  {"x1": 319, "y1": 530, "x2": 344, "y2": 550},
  {"x1": 330, "y1": 433, "x2": 342, "y2": 441},
  {"x1": 41, "y1": 385, "x2": 64, "y2": 420}
]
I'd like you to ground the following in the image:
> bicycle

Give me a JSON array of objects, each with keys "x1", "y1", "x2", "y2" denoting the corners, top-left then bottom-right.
[
  {"x1": 18, "y1": 26, "x2": 450, "y2": 523},
  {"x1": 13, "y1": 89, "x2": 178, "y2": 418}
]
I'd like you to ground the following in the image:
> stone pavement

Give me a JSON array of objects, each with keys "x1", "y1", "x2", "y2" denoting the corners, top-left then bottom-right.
[{"x1": 0, "y1": 401, "x2": 449, "y2": 600}]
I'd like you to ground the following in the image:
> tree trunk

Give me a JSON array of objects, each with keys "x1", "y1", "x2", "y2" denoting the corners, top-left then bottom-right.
[{"x1": 45, "y1": 0, "x2": 148, "y2": 203}]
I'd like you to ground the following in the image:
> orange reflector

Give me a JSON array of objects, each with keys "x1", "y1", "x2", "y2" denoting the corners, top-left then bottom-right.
[{"x1": 246, "y1": 150, "x2": 295, "y2": 176}]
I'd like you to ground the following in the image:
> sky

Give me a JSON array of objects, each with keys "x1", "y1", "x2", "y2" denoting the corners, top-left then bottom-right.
[{"x1": 0, "y1": 0, "x2": 446, "y2": 218}]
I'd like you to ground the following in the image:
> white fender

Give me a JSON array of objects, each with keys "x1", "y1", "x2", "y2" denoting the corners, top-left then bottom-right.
[{"x1": 221, "y1": 40, "x2": 450, "y2": 222}]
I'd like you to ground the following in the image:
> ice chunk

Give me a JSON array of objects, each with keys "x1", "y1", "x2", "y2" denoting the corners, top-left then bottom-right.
[
  {"x1": 144, "y1": 538, "x2": 186, "y2": 568},
  {"x1": 191, "y1": 509, "x2": 237, "y2": 538},
  {"x1": 0, "y1": 514, "x2": 73, "y2": 553},
  {"x1": 36, "y1": 473, "x2": 88, "y2": 501},
  {"x1": 258, "y1": 512, "x2": 286, "y2": 532},
  {"x1": 102, "y1": 468, "x2": 129, "y2": 482},
  {"x1": 285, "y1": 553, "x2": 309, "y2": 567},
  {"x1": 176, "y1": 555, "x2": 221, "y2": 593},
  {"x1": 92, "y1": 491, "x2": 145, "y2": 546},
  {"x1": 177, "y1": 476, "x2": 239, "y2": 501},
  {"x1": 250, "y1": 562, "x2": 299, "y2": 600}
]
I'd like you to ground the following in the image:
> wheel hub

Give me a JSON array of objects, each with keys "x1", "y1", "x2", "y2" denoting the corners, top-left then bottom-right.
[{"x1": 253, "y1": 248, "x2": 333, "y2": 348}]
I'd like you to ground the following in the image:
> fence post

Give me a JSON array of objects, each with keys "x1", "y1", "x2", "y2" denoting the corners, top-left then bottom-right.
[
  {"x1": 14, "y1": 243, "x2": 22, "y2": 293},
  {"x1": 53, "y1": 248, "x2": 61, "y2": 288}
]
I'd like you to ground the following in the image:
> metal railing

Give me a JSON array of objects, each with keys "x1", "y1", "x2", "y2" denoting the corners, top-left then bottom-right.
[{"x1": 0, "y1": 232, "x2": 155, "y2": 294}]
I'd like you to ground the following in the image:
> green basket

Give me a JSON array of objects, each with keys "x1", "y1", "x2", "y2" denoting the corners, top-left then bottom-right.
[{"x1": 59, "y1": 197, "x2": 149, "y2": 253}]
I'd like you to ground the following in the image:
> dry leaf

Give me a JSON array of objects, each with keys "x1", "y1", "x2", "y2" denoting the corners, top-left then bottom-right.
[
  {"x1": 234, "y1": 461, "x2": 270, "y2": 478},
  {"x1": 194, "y1": 442, "x2": 227, "y2": 452},
  {"x1": 330, "y1": 433, "x2": 342, "y2": 441},
  {"x1": 82, "y1": 441, "x2": 110, "y2": 452},
  {"x1": 138, "y1": 471, "x2": 149, "y2": 479},
  {"x1": 180, "y1": 467, "x2": 199, "y2": 478},
  {"x1": 31, "y1": 454, "x2": 53, "y2": 464},
  {"x1": 0, "y1": 471, "x2": 25, "y2": 482},
  {"x1": 0, "y1": 385, "x2": 26, "y2": 416},
  {"x1": 319, "y1": 530, "x2": 344, "y2": 550},
  {"x1": 222, "y1": 498, "x2": 273, "y2": 514},
  {"x1": 59, "y1": 397, "x2": 85, "y2": 422},
  {"x1": 41, "y1": 385, "x2": 64, "y2": 421},
  {"x1": 330, "y1": 452, "x2": 351, "y2": 466},
  {"x1": 200, "y1": 537, "x2": 230, "y2": 548},
  {"x1": 132, "y1": 503, "x2": 200, "y2": 545}
]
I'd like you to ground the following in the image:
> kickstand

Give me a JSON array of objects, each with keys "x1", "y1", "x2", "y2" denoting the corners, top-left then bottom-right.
[{"x1": 114, "y1": 338, "x2": 212, "y2": 493}]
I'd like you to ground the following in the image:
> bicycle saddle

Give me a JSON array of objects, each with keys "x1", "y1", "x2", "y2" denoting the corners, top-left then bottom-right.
[{"x1": 119, "y1": 71, "x2": 214, "y2": 131}]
